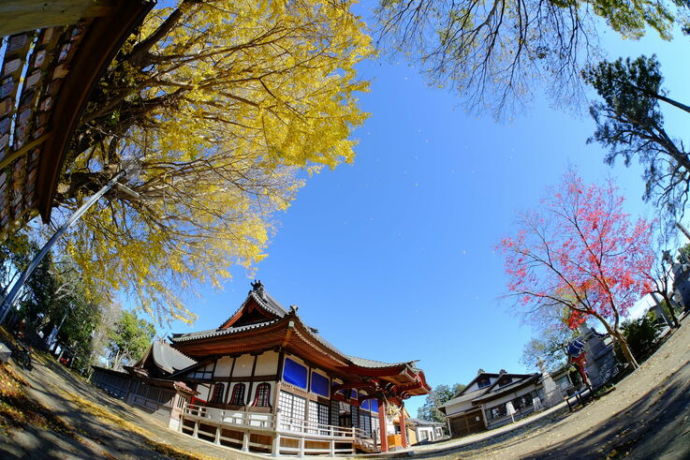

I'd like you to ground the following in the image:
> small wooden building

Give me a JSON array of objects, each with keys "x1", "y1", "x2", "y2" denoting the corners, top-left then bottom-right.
[
  {"x1": 407, "y1": 418, "x2": 445, "y2": 444},
  {"x1": 92, "y1": 281, "x2": 430, "y2": 456},
  {"x1": 439, "y1": 370, "x2": 543, "y2": 437}
]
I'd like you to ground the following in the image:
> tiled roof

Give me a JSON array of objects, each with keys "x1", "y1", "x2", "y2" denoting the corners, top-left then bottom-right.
[
  {"x1": 347, "y1": 355, "x2": 410, "y2": 369},
  {"x1": 170, "y1": 319, "x2": 280, "y2": 343},
  {"x1": 408, "y1": 418, "x2": 444, "y2": 427},
  {"x1": 216, "y1": 288, "x2": 289, "y2": 329},
  {"x1": 471, "y1": 374, "x2": 540, "y2": 403},
  {"x1": 261, "y1": 291, "x2": 289, "y2": 316},
  {"x1": 171, "y1": 283, "x2": 418, "y2": 372},
  {"x1": 151, "y1": 341, "x2": 197, "y2": 374},
  {"x1": 440, "y1": 391, "x2": 480, "y2": 409}
]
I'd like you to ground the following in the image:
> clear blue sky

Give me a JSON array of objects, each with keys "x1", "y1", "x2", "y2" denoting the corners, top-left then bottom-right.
[{"x1": 155, "y1": 5, "x2": 690, "y2": 416}]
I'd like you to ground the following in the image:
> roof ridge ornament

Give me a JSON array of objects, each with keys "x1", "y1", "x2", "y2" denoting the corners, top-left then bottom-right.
[{"x1": 251, "y1": 279, "x2": 267, "y2": 300}]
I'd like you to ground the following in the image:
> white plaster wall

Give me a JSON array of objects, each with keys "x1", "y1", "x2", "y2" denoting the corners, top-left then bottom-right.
[
  {"x1": 444, "y1": 398, "x2": 474, "y2": 416},
  {"x1": 214, "y1": 356, "x2": 233, "y2": 377},
  {"x1": 233, "y1": 354, "x2": 255, "y2": 377},
  {"x1": 197, "y1": 384, "x2": 210, "y2": 400},
  {"x1": 465, "y1": 378, "x2": 495, "y2": 394},
  {"x1": 417, "y1": 427, "x2": 433, "y2": 441},
  {"x1": 481, "y1": 384, "x2": 540, "y2": 412},
  {"x1": 255, "y1": 351, "x2": 278, "y2": 375}
]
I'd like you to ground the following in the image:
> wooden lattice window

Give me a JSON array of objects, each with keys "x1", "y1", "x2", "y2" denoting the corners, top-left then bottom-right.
[
  {"x1": 230, "y1": 383, "x2": 246, "y2": 406},
  {"x1": 210, "y1": 383, "x2": 225, "y2": 403},
  {"x1": 253, "y1": 383, "x2": 271, "y2": 407}
]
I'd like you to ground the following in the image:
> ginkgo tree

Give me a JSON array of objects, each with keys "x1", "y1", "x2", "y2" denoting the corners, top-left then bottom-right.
[
  {"x1": 50, "y1": 0, "x2": 372, "y2": 323},
  {"x1": 500, "y1": 172, "x2": 656, "y2": 369}
]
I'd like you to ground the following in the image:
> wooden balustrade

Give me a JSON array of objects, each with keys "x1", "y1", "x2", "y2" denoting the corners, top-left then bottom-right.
[{"x1": 180, "y1": 403, "x2": 378, "y2": 456}]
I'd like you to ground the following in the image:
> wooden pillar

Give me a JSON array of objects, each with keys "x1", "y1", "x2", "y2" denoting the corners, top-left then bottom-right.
[
  {"x1": 168, "y1": 393, "x2": 180, "y2": 430},
  {"x1": 225, "y1": 356, "x2": 236, "y2": 404},
  {"x1": 298, "y1": 437, "x2": 305, "y2": 456},
  {"x1": 242, "y1": 431, "x2": 250, "y2": 451},
  {"x1": 246, "y1": 353, "x2": 259, "y2": 405},
  {"x1": 273, "y1": 349, "x2": 285, "y2": 418},
  {"x1": 378, "y1": 399, "x2": 388, "y2": 453},
  {"x1": 272, "y1": 434, "x2": 281, "y2": 457},
  {"x1": 399, "y1": 404, "x2": 408, "y2": 448}
]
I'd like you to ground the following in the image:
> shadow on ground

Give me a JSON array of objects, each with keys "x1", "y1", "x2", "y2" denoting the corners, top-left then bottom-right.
[{"x1": 527, "y1": 364, "x2": 690, "y2": 459}]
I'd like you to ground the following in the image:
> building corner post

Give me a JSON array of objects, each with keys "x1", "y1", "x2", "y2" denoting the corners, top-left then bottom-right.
[
  {"x1": 378, "y1": 399, "x2": 388, "y2": 452},
  {"x1": 399, "y1": 404, "x2": 408, "y2": 448}
]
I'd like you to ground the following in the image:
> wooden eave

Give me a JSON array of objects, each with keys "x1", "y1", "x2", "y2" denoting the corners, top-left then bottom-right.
[
  {"x1": 172, "y1": 314, "x2": 351, "y2": 374},
  {"x1": 218, "y1": 294, "x2": 279, "y2": 330},
  {"x1": 36, "y1": 0, "x2": 153, "y2": 222},
  {"x1": 470, "y1": 375, "x2": 541, "y2": 405},
  {"x1": 455, "y1": 372, "x2": 501, "y2": 397},
  {"x1": 171, "y1": 312, "x2": 429, "y2": 394},
  {"x1": 172, "y1": 317, "x2": 292, "y2": 357},
  {"x1": 482, "y1": 372, "x2": 538, "y2": 393}
]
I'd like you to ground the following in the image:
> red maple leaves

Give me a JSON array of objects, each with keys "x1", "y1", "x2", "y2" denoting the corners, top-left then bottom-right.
[{"x1": 500, "y1": 171, "x2": 655, "y2": 330}]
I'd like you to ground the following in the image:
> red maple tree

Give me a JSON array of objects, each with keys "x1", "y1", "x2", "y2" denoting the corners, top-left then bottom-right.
[{"x1": 500, "y1": 172, "x2": 655, "y2": 369}]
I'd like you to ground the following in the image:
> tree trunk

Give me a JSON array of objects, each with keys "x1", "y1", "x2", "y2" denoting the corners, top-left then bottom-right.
[
  {"x1": 591, "y1": 311, "x2": 640, "y2": 370},
  {"x1": 657, "y1": 291, "x2": 681, "y2": 328},
  {"x1": 612, "y1": 329, "x2": 639, "y2": 370}
]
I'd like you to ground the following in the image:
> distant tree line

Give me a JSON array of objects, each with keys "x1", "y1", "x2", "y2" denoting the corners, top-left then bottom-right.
[
  {"x1": 0, "y1": 230, "x2": 155, "y2": 375},
  {"x1": 417, "y1": 383, "x2": 466, "y2": 424}
]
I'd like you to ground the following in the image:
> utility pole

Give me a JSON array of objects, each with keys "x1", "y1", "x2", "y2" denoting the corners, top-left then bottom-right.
[{"x1": 0, "y1": 171, "x2": 125, "y2": 324}]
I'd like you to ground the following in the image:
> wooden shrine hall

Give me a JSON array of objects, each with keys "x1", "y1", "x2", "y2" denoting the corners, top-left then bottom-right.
[{"x1": 94, "y1": 281, "x2": 430, "y2": 456}]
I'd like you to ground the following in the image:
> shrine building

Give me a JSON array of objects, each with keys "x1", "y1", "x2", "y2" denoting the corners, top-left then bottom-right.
[{"x1": 92, "y1": 281, "x2": 430, "y2": 456}]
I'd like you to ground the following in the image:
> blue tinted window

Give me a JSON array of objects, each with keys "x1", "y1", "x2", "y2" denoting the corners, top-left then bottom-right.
[
  {"x1": 370, "y1": 399, "x2": 378, "y2": 412},
  {"x1": 361, "y1": 399, "x2": 370, "y2": 410},
  {"x1": 311, "y1": 372, "x2": 329, "y2": 396},
  {"x1": 283, "y1": 358, "x2": 308, "y2": 388}
]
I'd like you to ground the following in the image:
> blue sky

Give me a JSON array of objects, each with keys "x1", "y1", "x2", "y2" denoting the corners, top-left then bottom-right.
[{"x1": 156, "y1": 7, "x2": 690, "y2": 416}]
